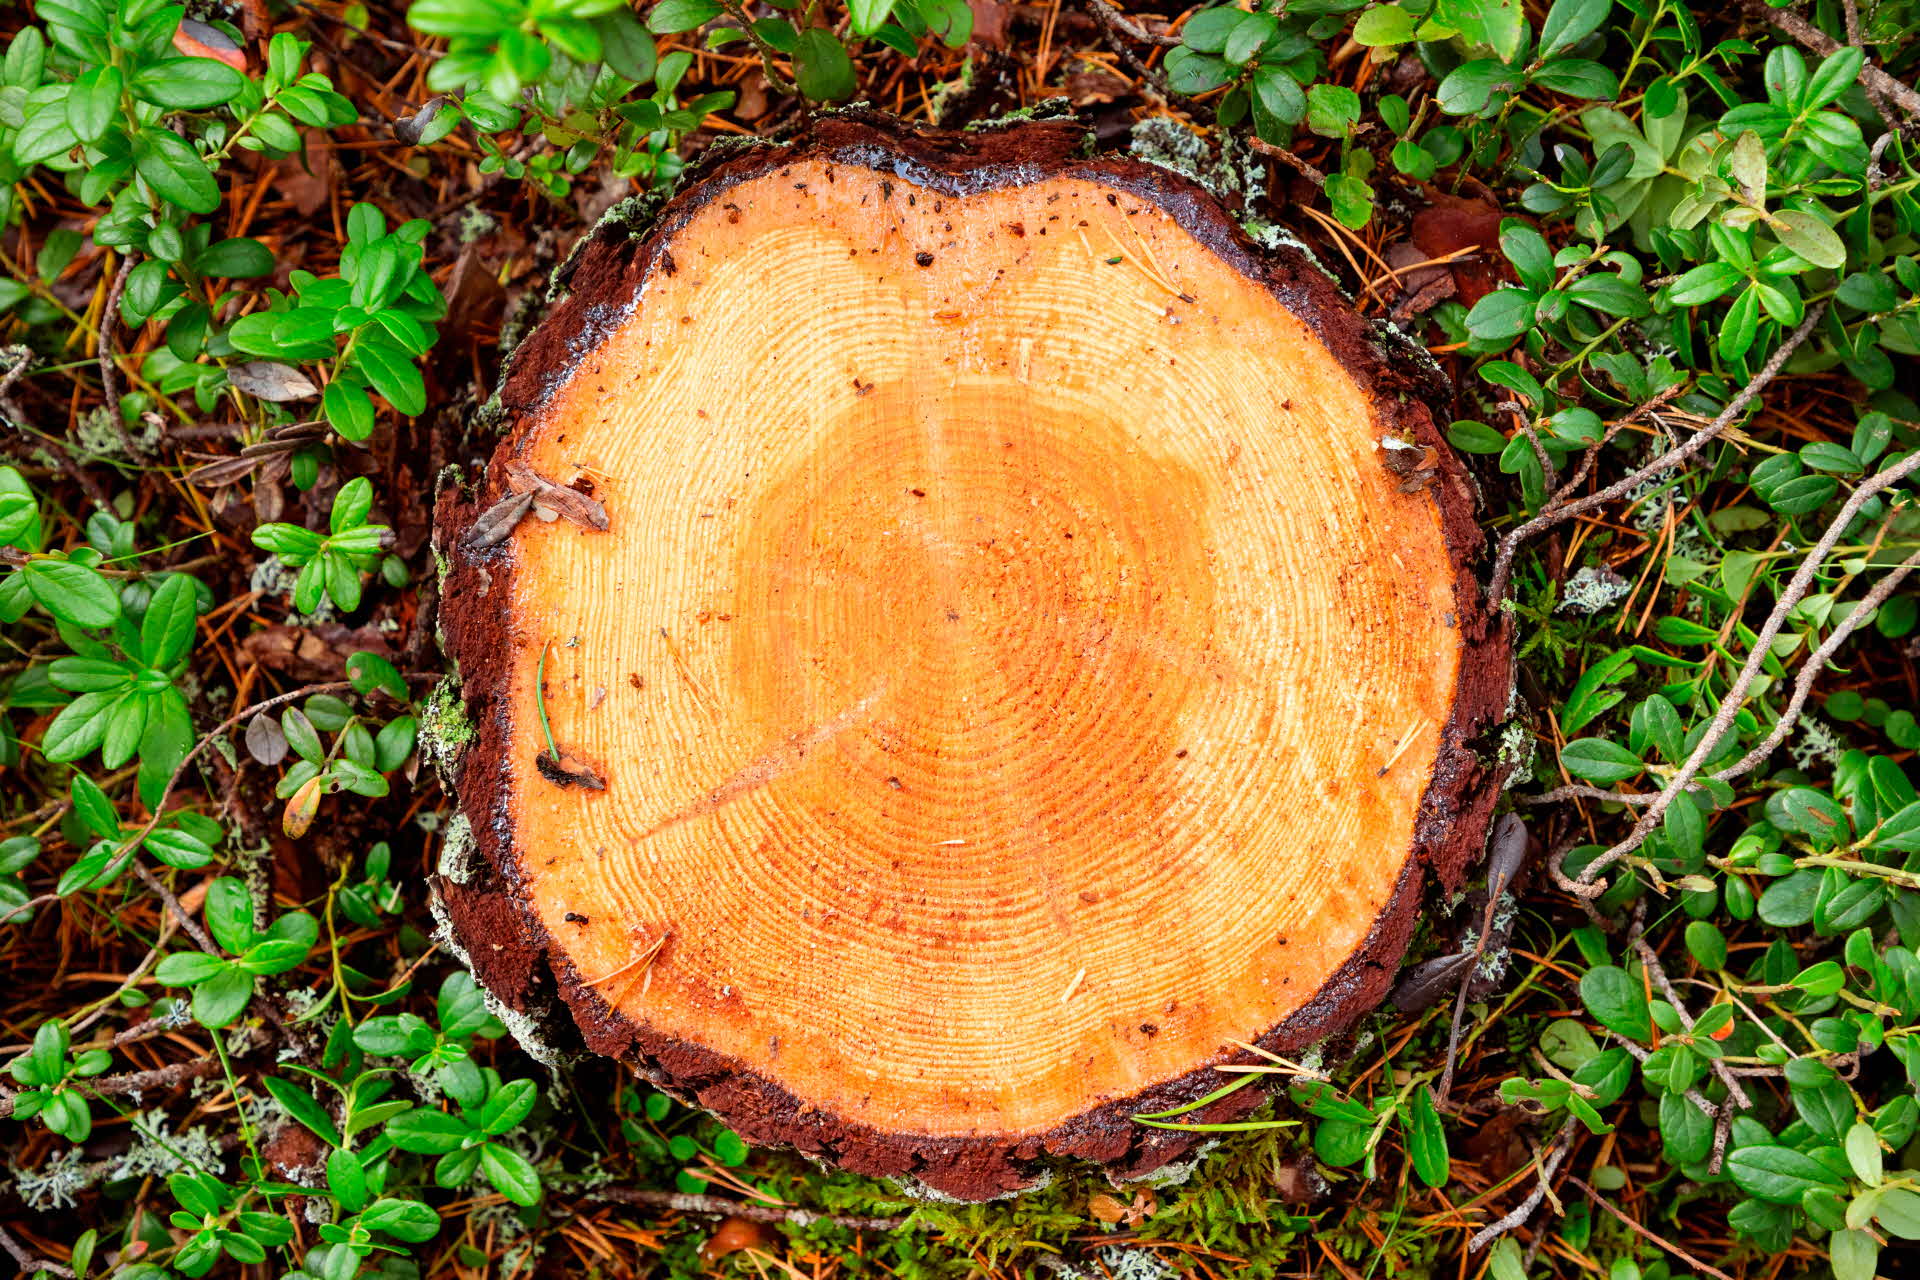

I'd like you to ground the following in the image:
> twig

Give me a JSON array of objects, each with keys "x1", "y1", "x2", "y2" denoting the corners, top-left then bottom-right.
[
  {"x1": 135, "y1": 862, "x2": 219, "y2": 955},
  {"x1": 1248, "y1": 136, "x2": 1327, "y2": 187},
  {"x1": 1567, "y1": 1175, "x2": 1738, "y2": 1280},
  {"x1": 1436, "y1": 814, "x2": 1527, "y2": 1105},
  {"x1": 1841, "y1": 0, "x2": 1900, "y2": 128},
  {"x1": 118, "y1": 675, "x2": 433, "y2": 863},
  {"x1": 1546, "y1": 384, "x2": 1687, "y2": 512},
  {"x1": 1085, "y1": 0, "x2": 1180, "y2": 45},
  {"x1": 1628, "y1": 909, "x2": 1752, "y2": 1144},
  {"x1": 0, "y1": 1056, "x2": 218, "y2": 1121},
  {"x1": 0, "y1": 892, "x2": 59, "y2": 927},
  {"x1": 0, "y1": 1223, "x2": 72, "y2": 1279},
  {"x1": 1467, "y1": 1117, "x2": 1576, "y2": 1252},
  {"x1": 1087, "y1": 0, "x2": 1184, "y2": 107},
  {"x1": 1744, "y1": 0, "x2": 1920, "y2": 119},
  {"x1": 715, "y1": 0, "x2": 798, "y2": 97},
  {"x1": 1570, "y1": 456, "x2": 1920, "y2": 893},
  {"x1": 1489, "y1": 306, "x2": 1825, "y2": 604},
  {"x1": 589, "y1": 1187, "x2": 913, "y2": 1232},
  {"x1": 97, "y1": 254, "x2": 140, "y2": 458},
  {"x1": 0, "y1": 344, "x2": 32, "y2": 428},
  {"x1": 1711, "y1": 544, "x2": 1920, "y2": 781}
]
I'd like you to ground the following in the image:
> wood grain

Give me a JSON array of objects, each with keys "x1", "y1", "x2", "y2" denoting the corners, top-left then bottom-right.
[{"x1": 436, "y1": 115, "x2": 1510, "y2": 1198}]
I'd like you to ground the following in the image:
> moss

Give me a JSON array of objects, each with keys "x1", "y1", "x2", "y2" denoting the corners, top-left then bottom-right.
[{"x1": 418, "y1": 679, "x2": 475, "y2": 778}]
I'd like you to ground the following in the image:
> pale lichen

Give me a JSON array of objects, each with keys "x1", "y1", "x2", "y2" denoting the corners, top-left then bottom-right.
[
  {"x1": 1558, "y1": 565, "x2": 1632, "y2": 615},
  {"x1": 434, "y1": 812, "x2": 476, "y2": 885},
  {"x1": 428, "y1": 889, "x2": 566, "y2": 1069},
  {"x1": 1496, "y1": 718, "x2": 1537, "y2": 789}
]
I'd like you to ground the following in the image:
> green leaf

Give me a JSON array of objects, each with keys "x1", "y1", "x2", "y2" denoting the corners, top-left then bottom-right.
[
  {"x1": 1560, "y1": 738, "x2": 1643, "y2": 783},
  {"x1": 204, "y1": 877, "x2": 256, "y2": 956},
  {"x1": 21, "y1": 559, "x2": 120, "y2": 626},
  {"x1": 69, "y1": 772, "x2": 119, "y2": 840},
  {"x1": 1446, "y1": 420, "x2": 1507, "y2": 454},
  {"x1": 331, "y1": 477, "x2": 375, "y2": 534},
  {"x1": 1844, "y1": 1121, "x2": 1883, "y2": 1186},
  {"x1": 1222, "y1": 11, "x2": 1276, "y2": 65},
  {"x1": 1668, "y1": 261, "x2": 1741, "y2": 307},
  {"x1": 1831, "y1": 1229, "x2": 1879, "y2": 1280},
  {"x1": 194, "y1": 238, "x2": 275, "y2": 279},
  {"x1": 388, "y1": 1108, "x2": 471, "y2": 1154},
  {"x1": 1537, "y1": 0, "x2": 1610, "y2": 59},
  {"x1": 1407, "y1": 1085, "x2": 1449, "y2": 1187},
  {"x1": 1561, "y1": 650, "x2": 1635, "y2": 735},
  {"x1": 1684, "y1": 920, "x2": 1728, "y2": 971},
  {"x1": 132, "y1": 58, "x2": 245, "y2": 109},
  {"x1": 1353, "y1": 5, "x2": 1418, "y2": 46},
  {"x1": 1771, "y1": 209, "x2": 1846, "y2": 270},
  {"x1": 133, "y1": 128, "x2": 220, "y2": 213},
  {"x1": 352, "y1": 337, "x2": 426, "y2": 416},
  {"x1": 595, "y1": 8, "x2": 658, "y2": 82},
  {"x1": 479, "y1": 1143, "x2": 542, "y2": 1205},
  {"x1": 1871, "y1": 801, "x2": 1920, "y2": 852},
  {"x1": 1804, "y1": 47, "x2": 1866, "y2": 111},
  {"x1": 347, "y1": 651, "x2": 408, "y2": 701},
  {"x1": 1580, "y1": 964, "x2": 1652, "y2": 1041},
  {"x1": 1439, "y1": 0, "x2": 1526, "y2": 62},
  {"x1": 322, "y1": 380, "x2": 376, "y2": 441},
  {"x1": 1530, "y1": 60, "x2": 1618, "y2": 99},
  {"x1": 139, "y1": 574, "x2": 199, "y2": 669},
  {"x1": 1773, "y1": 788, "x2": 1847, "y2": 843},
  {"x1": 1566, "y1": 274, "x2": 1650, "y2": 318},
  {"x1": 646, "y1": 0, "x2": 723, "y2": 34},
  {"x1": 1179, "y1": 7, "x2": 1247, "y2": 53},
  {"x1": 1164, "y1": 47, "x2": 1233, "y2": 95},
  {"x1": 791, "y1": 28, "x2": 855, "y2": 102},
  {"x1": 848, "y1": 0, "x2": 896, "y2": 36},
  {"x1": 65, "y1": 65, "x2": 123, "y2": 144},
  {"x1": 1465, "y1": 288, "x2": 1537, "y2": 341},
  {"x1": 1313, "y1": 1117, "x2": 1372, "y2": 1166},
  {"x1": 264, "y1": 1076, "x2": 343, "y2": 1148},
  {"x1": 1251, "y1": 66, "x2": 1306, "y2": 133},
  {"x1": 1726, "y1": 1143, "x2": 1841, "y2": 1203},
  {"x1": 1437, "y1": 59, "x2": 1522, "y2": 116},
  {"x1": 1758, "y1": 869, "x2": 1821, "y2": 926},
  {"x1": 479, "y1": 1078, "x2": 537, "y2": 1134},
  {"x1": 13, "y1": 104, "x2": 79, "y2": 165},
  {"x1": 41, "y1": 692, "x2": 116, "y2": 762},
  {"x1": 1305, "y1": 83, "x2": 1361, "y2": 138},
  {"x1": 1659, "y1": 1090, "x2": 1713, "y2": 1163},
  {"x1": 193, "y1": 964, "x2": 255, "y2": 1027},
  {"x1": 361, "y1": 1197, "x2": 440, "y2": 1243},
  {"x1": 1874, "y1": 1187, "x2": 1920, "y2": 1239},
  {"x1": 154, "y1": 949, "x2": 227, "y2": 985}
]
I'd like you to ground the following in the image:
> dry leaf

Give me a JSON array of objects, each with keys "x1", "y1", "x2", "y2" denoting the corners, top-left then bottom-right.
[
  {"x1": 462, "y1": 490, "x2": 535, "y2": 552},
  {"x1": 230, "y1": 361, "x2": 320, "y2": 402},
  {"x1": 504, "y1": 461, "x2": 609, "y2": 531},
  {"x1": 172, "y1": 18, "x2": 247, "y2": 70},
  {"x1": 283, "y1": 775, "x2": 323, "y2": 838}
]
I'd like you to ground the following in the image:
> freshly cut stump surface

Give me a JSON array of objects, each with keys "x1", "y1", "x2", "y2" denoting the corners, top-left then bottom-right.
[{"x1": 437, "y1": 115, "x2": 1510, "y2": 1199}]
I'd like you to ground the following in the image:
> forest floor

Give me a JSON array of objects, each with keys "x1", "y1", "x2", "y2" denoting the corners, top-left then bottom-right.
[{"x1": 3, "y1": 1, "x2": 1920, "y2": 1279}]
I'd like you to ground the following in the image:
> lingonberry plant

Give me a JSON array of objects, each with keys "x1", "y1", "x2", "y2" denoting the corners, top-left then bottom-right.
[{"x1": 1, "y1": 1, "x2": 1918, "y2": 1277}]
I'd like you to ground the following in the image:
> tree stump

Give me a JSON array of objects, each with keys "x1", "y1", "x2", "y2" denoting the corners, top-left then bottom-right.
[{"x1": 434, "y1": 114, "x2": 1511, "y2": 1200}]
